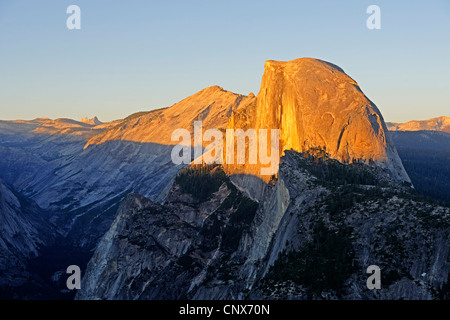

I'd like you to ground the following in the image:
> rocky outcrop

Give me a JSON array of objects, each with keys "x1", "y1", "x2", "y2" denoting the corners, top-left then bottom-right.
[
  {"x1": 251, "y1": 151, "x2": 449, "y2": 300},
  {"x1": 80, "y1": 116, "x2": 103, "y2": 126},
  {"x1": 76, "y1": 171, "x2": 257, "y2": 299}
]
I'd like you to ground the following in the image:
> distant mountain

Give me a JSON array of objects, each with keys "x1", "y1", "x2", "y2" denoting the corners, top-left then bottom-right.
[
  {"x1": 387, "y1": 116, "x2": 450, "y2": 134},
  {"x1": 80, "y1": 116, "x2": 103, "y2": 126}
]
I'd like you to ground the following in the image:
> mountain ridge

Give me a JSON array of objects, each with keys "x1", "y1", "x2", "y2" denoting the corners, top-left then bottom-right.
[
  {"x1": 83, "y1": 85, "x2": 255, "y2": 149},
  {"x1": 387, "y1": 116, "x2": 450, "y2": 133}
]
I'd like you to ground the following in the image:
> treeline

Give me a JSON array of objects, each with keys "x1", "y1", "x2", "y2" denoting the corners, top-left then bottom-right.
[
  {"x1": 175, "y1": 164, "x2": 227, "y2": 202},
  {"x1": 264, "y1": 220, "x2": 356, "y2": 296},
  {"x1": 294, "y1": 148, "x2": 386, "y2": 187}
]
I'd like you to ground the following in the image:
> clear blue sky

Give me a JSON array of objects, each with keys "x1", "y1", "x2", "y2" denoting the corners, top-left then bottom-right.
[{"x1": 0, "y1": 0, "x2": 449, "y2": 123}]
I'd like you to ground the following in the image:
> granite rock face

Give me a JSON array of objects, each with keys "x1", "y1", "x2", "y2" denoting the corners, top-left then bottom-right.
[{"x1": 226, "y1": 58, "x2": 410, "y2": 183}]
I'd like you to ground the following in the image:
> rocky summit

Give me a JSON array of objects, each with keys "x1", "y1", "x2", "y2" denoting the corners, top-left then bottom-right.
[{"x1": 226, "y1": 58, "x2": 409, "y2": 183}]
